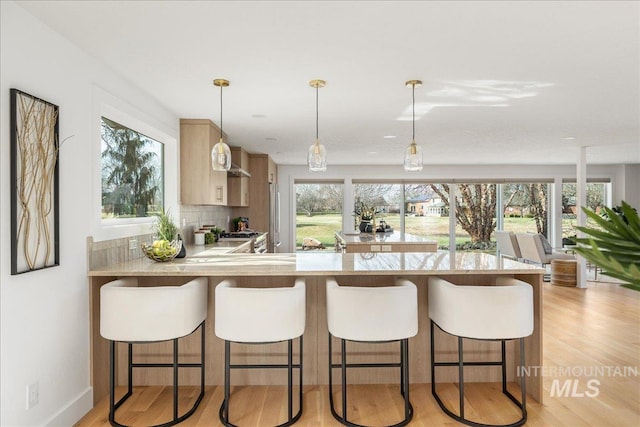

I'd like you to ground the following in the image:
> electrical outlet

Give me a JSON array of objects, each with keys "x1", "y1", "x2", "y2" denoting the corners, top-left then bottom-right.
[
  {"x1": 26, "y1": 382, "x2": 39, "y2": 410},
  {"x1": 129, "y1": 239, "x2": 137, "y2": 250}
]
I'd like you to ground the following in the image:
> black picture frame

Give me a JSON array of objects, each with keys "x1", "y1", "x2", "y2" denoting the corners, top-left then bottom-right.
[{"x1": 10, "y1": 89, "x2": 60, "y2": 275}]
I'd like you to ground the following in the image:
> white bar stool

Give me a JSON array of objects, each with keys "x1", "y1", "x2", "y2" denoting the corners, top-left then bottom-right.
[
  {"x1": 215, "y1": 278, "x2": 306, "y2": 427},
  {"x1": 428, "y1": 277, "x2": 534, "y2": 427},
  {"x1": 326, "y1": 277, "x2": 418, "y2": 427},
  {"x1": 100, "y1": 276, "x2": 208, "y2": 427}
]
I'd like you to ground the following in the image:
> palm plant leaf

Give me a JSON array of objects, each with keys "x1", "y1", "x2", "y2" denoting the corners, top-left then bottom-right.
[{"x1": 573, "y1": 201, "x2": 640, "y2": 287}]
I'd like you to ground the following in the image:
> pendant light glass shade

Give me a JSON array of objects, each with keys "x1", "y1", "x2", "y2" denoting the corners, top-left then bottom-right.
[
  {"x1": 404, "y1": 140, "x2": 423, "y2": 171},
  {"x1": 404, "y1": 80, "x2": 423, "y2": 172},
  {"x1": 308, "y1": 139, "x2": 327, "y2": 172},
  {"x1": 308, "y1": 79, "x2": 327, "y2": 172},
  {"x1": 212, "y1": 79, "x2": 231, "y2": 171},
  {"x1": 211, "y1": 137, "x2": 231, "y2": 171}
]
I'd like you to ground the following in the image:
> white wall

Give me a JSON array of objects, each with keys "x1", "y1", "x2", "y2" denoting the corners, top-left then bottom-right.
[
  {"x1": 622, "y1": 164, "x2": 640, "y2": 209},
  {"x1": 0, "y1": 2, "x2": 179, "y2": 425},
  {"x1": 277, "y1": 163, "x2": 637, "y2": 252}
]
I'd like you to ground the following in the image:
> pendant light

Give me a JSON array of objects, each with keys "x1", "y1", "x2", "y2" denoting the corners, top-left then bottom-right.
[
  {"x1": 308, "y1": 79, "x2": 327, "y2": 172},
  {"x1": 404, "y1": 79, "x2": 423, "y2": 172},
  {"x1": 211, "y1": 78, "x2": 231, "y2": 171}
]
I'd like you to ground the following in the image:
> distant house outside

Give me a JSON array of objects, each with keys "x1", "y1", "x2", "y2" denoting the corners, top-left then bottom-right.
[{"x1": 406, "y1": 196, "x2": 447, "y2": 216}]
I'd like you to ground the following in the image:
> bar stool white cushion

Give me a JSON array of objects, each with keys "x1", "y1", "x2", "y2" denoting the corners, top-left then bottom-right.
[
  {"x1": 215, "y1": 278, "x2": 306, "y2": 343},
  {"x1": 326, "y1": 277, "x2": 418, "y2": 342},
  {"x1": 101, "y1": 277, "x2": 208, "y2": 342},
  {"x1": 428, "y1": 276, "x2": 533, "y2": 340}
]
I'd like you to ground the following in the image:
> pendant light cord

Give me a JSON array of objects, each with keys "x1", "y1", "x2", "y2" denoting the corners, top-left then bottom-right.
[
  {"x1": 412, "y1": 83, "x2": 415, "y2": 141},
  {"x1": 219, "y1": 84, "x2": 223, "y2": 135},
  {"x1": 315, "y1": 85, "x2": 319, "y2": 141}
]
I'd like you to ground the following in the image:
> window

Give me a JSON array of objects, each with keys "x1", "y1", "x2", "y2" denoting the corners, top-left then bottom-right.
[
  {"x1": 295, "y1": 183, "x2": 343, "y2": 251},
  {"x1": 405, "y1": 183, "x2": 449, "y2": 247},
  {"x1": 91, "y1": 86, "x2": 177, "y2": 242},
  {"x1": 561, "y1": 182, "x2": 610, "y2": 243},
  {"x1": 101, "y1": 117, "x2": 164, "y2": 219},
  {"x1": 502, "y1": 183, "x2": 550, "y2": 235}
]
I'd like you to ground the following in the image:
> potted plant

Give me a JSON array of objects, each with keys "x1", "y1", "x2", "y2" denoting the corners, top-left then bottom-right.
[
  {"x1": 155, "y1": 210, "x2": 178, "y2": 241},
  {"x1": 573, "y1": 201, "x2": 640, "y2": 290},
  {"x1": 353, "y1": 201, "x2": 379, "y2": 232}
]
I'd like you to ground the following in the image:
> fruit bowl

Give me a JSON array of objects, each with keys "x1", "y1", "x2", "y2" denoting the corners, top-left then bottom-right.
[{"x1": 141, "y1": 239, "x2": 182, "y2": 262}]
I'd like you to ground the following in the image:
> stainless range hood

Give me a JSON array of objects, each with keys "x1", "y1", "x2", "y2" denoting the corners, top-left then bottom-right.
[{"x1": 227, "y1": 163, "x2": 251, "y2": 177}]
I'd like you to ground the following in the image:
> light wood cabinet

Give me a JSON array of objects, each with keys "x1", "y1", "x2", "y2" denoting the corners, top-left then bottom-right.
[
  {"x1": 228, "y1": 176, "x2": 249, "y2": 206},
  {"x1": 234, "y1": 154, "x2": 277, "y2": 249},
  {"x1": 180, "y1": 119, "x2": 227, "y2": 205},
  {"x1": 227, "y1": 147, "x2": 250, "y2": 207}
]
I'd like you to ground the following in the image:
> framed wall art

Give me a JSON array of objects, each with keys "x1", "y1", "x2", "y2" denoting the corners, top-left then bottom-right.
[{"x1": 10, "y1": 89, "x2": 60, "y2": 275}]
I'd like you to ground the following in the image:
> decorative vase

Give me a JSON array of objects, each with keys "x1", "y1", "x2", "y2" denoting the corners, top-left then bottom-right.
[
  {"x1": 176, "y1": 234, "x2": 186, "y2": 258},
  {"x1": 359, "y1": 220, "x2": 372, "y2": 233}
]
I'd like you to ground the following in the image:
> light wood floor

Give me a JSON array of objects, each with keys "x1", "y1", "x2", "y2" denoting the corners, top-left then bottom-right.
[{"x1": 75, "y1": 277, "x2": 640, "y2": 426}]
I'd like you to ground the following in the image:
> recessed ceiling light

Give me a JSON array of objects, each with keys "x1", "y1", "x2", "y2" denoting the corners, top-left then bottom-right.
[
  {"x1": 563, "y1": 136, "x2": 576, "y2": 140},
  {"x1": 265, "y1": 137, "x2": 277, "y2": 141},
  {"x1": 252, "y1": 114, "x2": 266, "y2": 118},
  {"x1": 383, "y1": 135, "x2": 396, "y2": 139},
  {"x1": 368, "y1": 151, "x2": 378, "y2": 155}
]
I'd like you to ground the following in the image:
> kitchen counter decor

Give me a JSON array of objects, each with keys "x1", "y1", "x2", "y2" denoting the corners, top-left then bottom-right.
[
  {"x1": 353, "y1": 201, "x2": 379, "y2": 233},
  {"x1": 142, "y1": 209, "x2": 183, "y2": 261},
  {"x1": 141, "y1": 239, "x2": 182, "y2": 262}
]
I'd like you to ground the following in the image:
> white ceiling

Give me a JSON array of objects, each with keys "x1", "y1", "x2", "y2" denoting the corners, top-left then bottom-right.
[{"x1": 17, "y1": 0, "x2": 640, "y2": 166}]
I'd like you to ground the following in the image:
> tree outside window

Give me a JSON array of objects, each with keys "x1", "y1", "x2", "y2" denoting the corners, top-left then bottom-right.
[{"x1": 101, "y1": 117, "x2": 164, "y2": 219}]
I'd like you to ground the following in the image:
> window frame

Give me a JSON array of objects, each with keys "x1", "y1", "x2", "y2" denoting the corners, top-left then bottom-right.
[{"x1": 91, "y1": 87, "x2": 177, "y2": 242}]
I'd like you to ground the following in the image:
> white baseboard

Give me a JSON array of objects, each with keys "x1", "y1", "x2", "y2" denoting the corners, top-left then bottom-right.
[{"x1": 44, "y1": 387, "x2": 93, "y2": 427}]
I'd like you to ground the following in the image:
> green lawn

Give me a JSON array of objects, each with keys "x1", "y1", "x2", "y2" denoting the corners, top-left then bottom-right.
[
  {"x1": 296, "y1": 214, "x2": 344, "y2": 250},
  {"x1": 296, "y1": 213, "x2": 574, "y2": 251}
]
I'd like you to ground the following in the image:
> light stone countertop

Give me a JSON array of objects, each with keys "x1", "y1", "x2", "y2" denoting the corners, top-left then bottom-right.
[
  {"x1": 336, "y1": 231, "x2": 437, "y2": 244},
  {"x1": 89, "y1": 250, "x2": 544, "y2": 277}
]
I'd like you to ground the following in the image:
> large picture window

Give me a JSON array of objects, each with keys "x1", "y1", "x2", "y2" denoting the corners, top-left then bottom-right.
[
  {"x1": 295, "y1": 182, "x2": 343, "y2": 251},
  {"x1": 502, "y1": 183, "x2": 550, "y2": 235},
  {"x1": 100, "y1": 117, "x2": 164, "y2": 219}
]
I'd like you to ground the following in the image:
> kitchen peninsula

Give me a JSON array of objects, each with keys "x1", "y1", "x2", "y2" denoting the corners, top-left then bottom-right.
[
  {"x1": 88, "y1": 249, "x2": 544, "y2": 406},
  {"x1": 335, "y1": 231, "x2": 438, "y2": 253}
]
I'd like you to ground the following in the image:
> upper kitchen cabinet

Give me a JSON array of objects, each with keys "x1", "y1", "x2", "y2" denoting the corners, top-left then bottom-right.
[
  {"x1": 227, "y1": 146, "x2": 251, "y2": 207},
  {"x1": 180, "y1": 119, "x2": 227, "y2": 205}
]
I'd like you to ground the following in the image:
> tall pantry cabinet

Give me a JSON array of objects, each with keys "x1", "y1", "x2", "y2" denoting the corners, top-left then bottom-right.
[
  {"x1": 180, "y1": 119, "x2": 228, "y2": 205},
  {"x1": 233, "y1": 153, "x2": 277, "y2": 249}
]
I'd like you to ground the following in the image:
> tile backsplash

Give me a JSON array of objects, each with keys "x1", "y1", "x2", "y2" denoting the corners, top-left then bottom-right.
[
  {"x1": 88, "y1": 204, "x2": 233, "y2": 269},
  {"x1": 179, "y1": 205, "x2": 233, "y2": 245}
]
